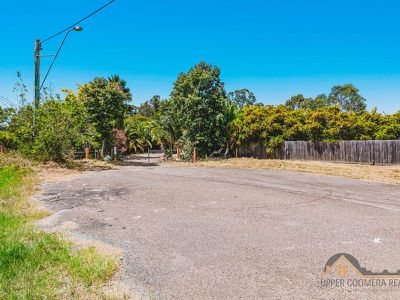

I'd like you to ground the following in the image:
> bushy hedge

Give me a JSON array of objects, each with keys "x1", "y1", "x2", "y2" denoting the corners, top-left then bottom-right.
[
  {"x1": 230, "y1": 105, "x2": 400, "y2": 154},
  {"x1": 7, "y1": 99, "x2": 97, "y2": 162}
]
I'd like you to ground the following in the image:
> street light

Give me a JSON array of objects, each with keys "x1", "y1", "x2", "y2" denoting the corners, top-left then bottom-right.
[{"x1": 34, "y1": 26, "x2": 83, "y2": 109}]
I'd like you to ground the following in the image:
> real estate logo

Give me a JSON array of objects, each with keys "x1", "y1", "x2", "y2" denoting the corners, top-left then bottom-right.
[{"x1": 321, "y1": 253, "x2": 400, "y2": 288}]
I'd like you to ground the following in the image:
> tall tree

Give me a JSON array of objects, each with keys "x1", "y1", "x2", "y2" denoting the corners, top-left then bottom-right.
[
  {"x1": 138, "y1": 95, "x2": 161, "y2": 117},
  {"x1": 78, "y1": 77, "x2": 131, "y2": 153},
  {"x1": 150, "y1": 95, "x2": 161, "y2": 113},
  {"x1": 108, "y1": 75, "x2": 132, "y2": 127},
  {"x1": 228, "y1": 89, "x2": 257, "y2": 108},
  {"x1": 170, "y1": 61, "x2": 230, "y2": 157},
  {"x1": 285, "y1": 94, "x2": 311, "y2": 110},
  {"x1": 108, "y1": 75, "x2": 132, "y2": 98},
  {"x1": 285, "y1": 94, "x2": 329, "y2": 110},
  {"x1": 328, "y1": 84, "x2": 367, "y2": 112}
]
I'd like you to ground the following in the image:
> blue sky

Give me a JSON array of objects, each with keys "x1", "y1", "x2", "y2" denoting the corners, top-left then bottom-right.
[{"x1": 0, "y1": 0, "x2": 399, "y2": 112}]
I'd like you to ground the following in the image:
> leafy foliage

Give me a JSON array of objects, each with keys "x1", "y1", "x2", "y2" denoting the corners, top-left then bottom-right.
[
  {"x1": 285, "y1": 94, "x2": 329, "y2": 110},
  {"x1": 285, "y1": 84, "x2": 366, "y2": 112},
  {"x1": 78, "y1": 76, "x2": 132, "y2": 151},
  {"x1": 124, "y1": 115, "x2": 152, "y2": 153},
  {"x1": 137, "y1": 95, "x2": 161, "y2": 117},
  {"x1": 169, "y1": 61, "x2": 232, "y2": 157},
  {"x1": 231, "y1": 105, "x2": 400, "y2": 156},
  {"x1": 228, "y1": 89, "x2": 257, "y2": 108},
  {"x1": 111, "y1": 129, "x2": 128, "y2": 153},
  {"x1": 328, "y1": 84, "x2": 367, "y2": 112},
  {"x1": 0, "y1": 68, "x2": 398, "y2": 162},
  {"x1": 7, "y1": 93, "x2": 97, "y2": 162}
]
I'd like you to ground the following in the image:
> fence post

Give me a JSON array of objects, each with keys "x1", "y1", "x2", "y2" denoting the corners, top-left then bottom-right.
[
  {"x1": 177, "y1": 147, "x2": 181, "y2": 160},
  {"x1": 193, "y1": 146, "x2": 197, "y2": 163},
  {"x1": 113, "y1": 147, "x2": 117, "y2": 161},
  {"x1": 85, "y1": 146, "x2": 89, "y2": 159},
  {"x1": 148, "y1": 148, "x2": 150, "y2": 163}
]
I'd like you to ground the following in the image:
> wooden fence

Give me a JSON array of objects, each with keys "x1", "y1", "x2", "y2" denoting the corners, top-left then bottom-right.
[
  {"x1": 237, "y1": 140, "x2": 400, "y2": 165},
  {"x1": 237, "y1": 144, "x2": 269, "y2": 159}
]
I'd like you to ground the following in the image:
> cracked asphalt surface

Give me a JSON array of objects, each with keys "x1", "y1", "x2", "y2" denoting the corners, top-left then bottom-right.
[{"x1": 39, "y1": 158, "x2": 400, "y2": 299}]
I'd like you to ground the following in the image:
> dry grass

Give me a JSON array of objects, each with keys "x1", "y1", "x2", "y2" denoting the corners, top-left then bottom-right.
[
  {"x1": 0, "y1": 152, "x2": 35, "y2": 168},
  {"x1": 0, "y1": 153, "x2": 115, "y2": 183},
  {"x1": 172, "y1": 158, "x2": 400, "y2": 185},
  {"x1": 37, "y1": 159, "x2": 116, "y2": 183}
]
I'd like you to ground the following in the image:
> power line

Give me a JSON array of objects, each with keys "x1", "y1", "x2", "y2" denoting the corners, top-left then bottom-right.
[
  {"x1": 0, "y1": 96, "x2": 18, "y2": 109},
  {"x1": 0, "y1": 96, "x2": 12, "y2": 106},
  {"x1": 41, "y1": 0, "x2": 117, "y2": 44},
  {"x1": 40, "y1": 29, "x2": 73, "y2": 91}
]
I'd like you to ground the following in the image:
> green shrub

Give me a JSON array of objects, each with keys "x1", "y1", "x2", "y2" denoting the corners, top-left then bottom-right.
[
  {"x1": 8, "y1": 99, "x2": 97, "y2": 162},
  {"x1": 0, "y1": 131, "x2": 16, "y2": 149}
]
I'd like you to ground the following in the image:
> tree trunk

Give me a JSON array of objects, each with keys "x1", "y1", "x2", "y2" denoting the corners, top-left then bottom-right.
[{"x1": 101, "y1": 140, "x2": 105, "y2": 158}]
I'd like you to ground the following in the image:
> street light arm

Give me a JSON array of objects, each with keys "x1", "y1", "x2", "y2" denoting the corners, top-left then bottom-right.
[
  {"x1": 40, "y1": 0, "x2": 116, "y2": 44},
  {"x1": 39, "y1": 29, "x2": 73, "y2": 92}
]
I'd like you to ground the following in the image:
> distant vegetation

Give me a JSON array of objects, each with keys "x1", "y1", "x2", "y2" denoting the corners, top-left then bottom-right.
[{"x1": 0, "y1": 62, "x2": 399, "y2": 161}]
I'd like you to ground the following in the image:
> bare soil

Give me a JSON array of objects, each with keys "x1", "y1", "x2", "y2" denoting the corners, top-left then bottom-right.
[
  {"x1": 37, "y1": 159, "x2": 116, "y2": 183},
  {"x1": 172, "y1": 158, "x2": 400, "y2": 185}
]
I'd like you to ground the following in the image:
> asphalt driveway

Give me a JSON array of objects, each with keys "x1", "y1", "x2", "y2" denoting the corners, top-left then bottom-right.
[{"x1": 39, "y1": 159, "x2": 400, "y2": 299}]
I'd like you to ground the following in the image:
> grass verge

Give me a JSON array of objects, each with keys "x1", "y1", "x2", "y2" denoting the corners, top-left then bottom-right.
[
  {"x1": 173, "y1": 158, "x2": 400, "y2": 185},
  {"x1": 0, "y1": 155, "x2": 118, "y2": 299}
]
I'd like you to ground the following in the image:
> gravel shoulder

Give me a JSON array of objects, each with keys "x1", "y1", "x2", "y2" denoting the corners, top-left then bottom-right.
[
  {"x1": 175, "y1": 158, "x2": 400, "y2": 185},
  {"x1": 38, "y1": 160, "x2": 400, "y2": 299}
]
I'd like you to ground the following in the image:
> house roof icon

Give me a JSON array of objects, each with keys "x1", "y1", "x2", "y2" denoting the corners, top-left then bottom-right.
[{"x1": 323, "y1": 253, "x2": 400, "y2": 278}]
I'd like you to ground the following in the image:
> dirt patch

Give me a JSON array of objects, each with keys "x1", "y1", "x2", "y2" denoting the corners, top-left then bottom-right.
[
  {"x1": 36, "y1": 160, "x2": 116, "y2": 183},
  {"x1": 37, "y1": 164, "x2": 81, "y2": 183},
  {"x1": 170, "y1": 158, "x2": 400, "y2": 185}
]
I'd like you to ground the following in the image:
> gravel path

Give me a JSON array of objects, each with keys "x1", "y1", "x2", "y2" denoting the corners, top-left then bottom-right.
[{"x1": 39, "y1": 159, "x2": 400, "y2": 299}]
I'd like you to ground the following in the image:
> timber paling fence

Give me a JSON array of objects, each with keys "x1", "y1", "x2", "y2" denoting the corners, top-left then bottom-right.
[{"x1": 237, "y1": 140, "x2": 400, "y2": 165}]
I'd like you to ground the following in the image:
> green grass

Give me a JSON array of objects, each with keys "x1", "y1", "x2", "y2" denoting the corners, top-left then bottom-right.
[{"x1": 0, "y1": 157, "x2": 118, "y2": 299}]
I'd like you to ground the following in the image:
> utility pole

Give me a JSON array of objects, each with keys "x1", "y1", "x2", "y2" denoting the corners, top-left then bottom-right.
[
  {"x1": 34, "y1": 39, "x2": 41, "y2": 109},
  {"x1": 31, "y1": 0, "x2": 117, "y2": 111},
  {"x1": 32, "y1": 0, "x2": 116, "y2": 111}
]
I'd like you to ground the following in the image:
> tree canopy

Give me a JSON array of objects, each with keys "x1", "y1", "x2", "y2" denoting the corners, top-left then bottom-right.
[
  {"x1": 228, "y1": 89, "x2": 257, "y2": 108},
  {"x1": 285, "y1": 84, "x2": 366, "y2": 112},
  {"x1": 0, "y1": 68, "x2": 398, "y2": 162},
  {"x1": 328, "y1": 84, "x2": 367, "y2": 112},
  {"x1": 169, "y1": 61, "x2": 231, "y2": 157},
  {"x1": 78, "y1": 76, "x2": 132, "y2": 151}
]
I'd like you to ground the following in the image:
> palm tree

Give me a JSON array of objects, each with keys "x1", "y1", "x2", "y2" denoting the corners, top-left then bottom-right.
[
  {"x1": 108, "y1": 75, "x2": 132, "y2": 99},
  {"x1": 125, "y1": 116, "x2": 152, "y2": 153},
  {"x1": 149, "y1": 119, "x2": 170, "y2": 150},
  {"x1": 108, "y1": 75, "x2": 132, "y2": 128}
]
